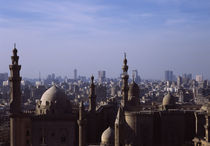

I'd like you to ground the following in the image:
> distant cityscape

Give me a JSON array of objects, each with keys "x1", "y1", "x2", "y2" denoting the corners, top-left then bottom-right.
[{"x1": 0, "y1": 47, "x2": 210, "y2": 146}]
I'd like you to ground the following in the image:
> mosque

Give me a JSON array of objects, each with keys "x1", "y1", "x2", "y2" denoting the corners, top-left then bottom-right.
[{"x1": 9, "y1": 46, "x2": 210, "y2": 146}]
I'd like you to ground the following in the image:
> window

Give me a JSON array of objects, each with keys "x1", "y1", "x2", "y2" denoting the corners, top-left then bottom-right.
[
  {"x1": 51, "y1": 133, "x2": 55, "y2": 137},
  {"x1": 61, "y1": 136, "x2": 66, "y2": 143},
  {"x1": 26, "y1": 130, "x2": 30, "y2": 136}
]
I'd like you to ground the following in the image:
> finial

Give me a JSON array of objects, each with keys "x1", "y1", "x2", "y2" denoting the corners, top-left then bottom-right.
[
  {"x1": 124, "y1": 52, "x2": 127, "y2": 65},
  {"x1": 13, "y1": 43, "x2": 17, "y2": 55},
  {"x1": 11, "y1": 44, "x2": 19, "y2": 65},
  {"x1": 122, "y1": 53, "x2": 128, "y2": 73},
  {"x1": 91, "y1": 75, "x2": 94, "y2": 84}
]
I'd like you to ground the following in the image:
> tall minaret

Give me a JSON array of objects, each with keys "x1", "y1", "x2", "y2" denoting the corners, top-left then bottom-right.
[
  {"x1": 121, "y1": 53, "x2": 129, "y2": 107},
  {"x1": 9, "y1": 44, "x2": 22, "y2": 146},
  {"x1": 9, "y1": 44, "x2": 22, "y2": 114},
  {"x1": 77, "y1": 101, "x2": 86, "y2": 146},
  {"x1": 88, "y1": 75, "x2": 96, "y2": 112}
]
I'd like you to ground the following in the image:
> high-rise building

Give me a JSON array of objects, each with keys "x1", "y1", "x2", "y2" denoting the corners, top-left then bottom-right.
[
  {"x1": 98, "y1": 70, "x2": 106, "y2": 83},
  {"x1": 181, "y1": 73, "x2": 192, "y2": 83},
  {"x1": 0, "y1": 73, "x2": 8, "y2": 84},
  {"x1": 74, "y1": 69, "x2": 77, "y2": 80},
  {"x1": 196, "y1": 74, "x2": 203, "y2": 82},
  {"x1": 164, "y1": 70, "x2": 173, "y2": 81},
  {"x1": 132, "y1": 70, "x2": 141, "y2": 83},
  {"x1": 177, "y1": 76, "x2": 182, "y2": 87},
  {"x1": 182, "y1": 73, "x2": 192, "y2": 80},
  {"x1": 52, "y1": 73, "x2": 55, "y2": 80}
]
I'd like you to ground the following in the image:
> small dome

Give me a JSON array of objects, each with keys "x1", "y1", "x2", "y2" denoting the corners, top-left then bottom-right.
[
  {"x1": 162, "y1": 92, "x2": 175, "y2": 106},
  {"x1": 101, "y1": 127, "x2": 114, "y2": 145},
  {"x1": 40, "y1": 85, "x2": 67, "y2": 106},
  {"x1": 128, "y1": 81, "x2": 140, "y2": 100},
  {"x1": 201, "y1": 102, "x2": 210, "y2": 113}
]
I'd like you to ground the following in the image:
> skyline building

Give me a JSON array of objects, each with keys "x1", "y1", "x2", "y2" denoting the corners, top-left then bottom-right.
[
  {"x1": 98, "y1": 70, "x2": 106, "y2": 84},
  {"x1": 164, "y1": 70, "x2": 174, "y2": 81},
  {"x1": 182, "y1": 73, "x2": 192, "y2": 81},
  {"x1": 177, "y1": 76, "x2": 182, "y2": 87},
  {"x1": 0, "y1": 73, "x2": 8, "y2": 85},
  {"x1": 132, "y1": 70, "x2": 141, "y2": 83},
  {"x1": 74, "y1": 69, "x2": 77, "y2": 80},
  {"x1": 196, "y1": 74, "x2": 203, "y2": 82}
]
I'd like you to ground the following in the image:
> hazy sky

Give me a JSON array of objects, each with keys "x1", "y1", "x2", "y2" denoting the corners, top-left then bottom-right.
[{"x1": 0, "y1": 0, "x2": 210, "y2": 80}]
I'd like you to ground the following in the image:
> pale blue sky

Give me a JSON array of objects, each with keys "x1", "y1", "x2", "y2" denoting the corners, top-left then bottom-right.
[{"x1": 0, "y1": 0, "x2": 210, "y2": 79}]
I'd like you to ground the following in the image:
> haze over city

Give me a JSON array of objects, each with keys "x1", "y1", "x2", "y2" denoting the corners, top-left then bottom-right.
[{"x1": 0, "y1": 0, "x2": 210, "y2": 79}]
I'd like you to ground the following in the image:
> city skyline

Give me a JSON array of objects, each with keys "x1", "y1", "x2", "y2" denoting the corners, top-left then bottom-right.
[{"x1": 0, "y1": 0, "x2": 210, "y2": 79}]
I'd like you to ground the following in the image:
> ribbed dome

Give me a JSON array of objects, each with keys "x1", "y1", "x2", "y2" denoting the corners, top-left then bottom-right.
[
  {"x1": 101, "y1": 127, "x2": 114, "y2": 144},
  {"x1": 162, "y1": 92, "x2": 175, "y2": 106},
  {"x1": 40, "y1": 85, "x2": 67, "y2": 107},
  {"x1": 128, "y1": 81, "x2": 139, "y2": 100}
]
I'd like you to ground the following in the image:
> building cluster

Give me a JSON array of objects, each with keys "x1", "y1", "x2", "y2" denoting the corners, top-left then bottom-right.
[{"x1": 0, "y1": 46, "x2": 210, "y2": 146}]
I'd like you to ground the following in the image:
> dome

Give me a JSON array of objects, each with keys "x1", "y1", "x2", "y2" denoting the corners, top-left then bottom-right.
[
  {"x1": 200, "y1": 102, "x2": 210, "y2": 113},
  {"x1": 40, "y1": 85, "x2": 67, "y2": 107},
  {"x1": 128, "y1": 81, "x2": 140, "y2": 100},
  {"x1": 101, "y1": 127, "x2": 114, "y2": 145},
  {"x1": 128, "y1": 81, "x2": 140, "y2": 106},
  {"x1": 162, "y1": 92, "x2": 175, "y2": 106}
]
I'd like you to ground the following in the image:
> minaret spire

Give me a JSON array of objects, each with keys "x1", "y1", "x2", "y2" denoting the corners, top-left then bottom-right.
[
  {"x1": 9, "y1": 44, "x2": 22, "y2": 114},
  {"x1": 88, "y1": 75, "x2": 96, "y2": 112},
  {"x1": 122, "y1": 52, "x2": 128, "y2": 73},
  {"x1": 121, "y1": 53, "x2": 129, "y2": 107}
]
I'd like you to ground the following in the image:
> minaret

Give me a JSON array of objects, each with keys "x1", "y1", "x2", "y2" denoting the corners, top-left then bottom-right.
[
  {"x1": 77, "y1": 101, "x2": 86, "y2": 146},
  {"x1": 88, "y1": 75, "x2": 96, "y2": 112},
  {"x1": 9, "y1": 44, "x2": 22, "y2": 114},
  {"x1": 9, "y1": 44, "x2": 22, "y2": 146},
  {"x1": 121, "y1": 53, "x2": 129, "y2": 107}
]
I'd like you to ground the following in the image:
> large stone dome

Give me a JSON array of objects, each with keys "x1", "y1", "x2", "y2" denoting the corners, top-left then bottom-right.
[
  {"x1": 101, "y1": 126, "x2": 114, "y2": 145},
  {"x1": 37, "y1": 85, "x2": 71, "y2": 115},
  {"x1": 162, "y1": 92, "x2": 175, "y2": 106},
  {"x1": 41, "y1": 85, "x2": 67, "y2": 106}
]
